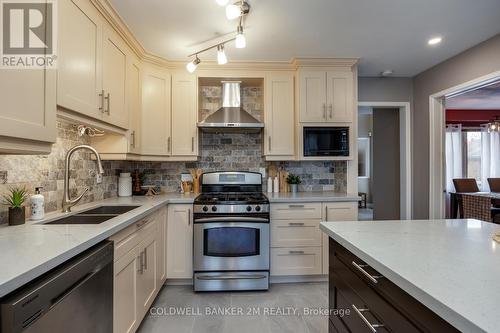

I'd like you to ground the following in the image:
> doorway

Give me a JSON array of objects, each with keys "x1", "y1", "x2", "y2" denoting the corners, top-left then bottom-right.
[
  {"x1": 357, "y1": 102, "x2": 412, "y2": 220},
  {"x1": 429, "y1": 72, "x2": 500, "y2": 219}
]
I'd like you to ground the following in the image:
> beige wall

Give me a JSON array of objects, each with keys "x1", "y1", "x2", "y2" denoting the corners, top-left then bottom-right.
[
  {"x1": 359, "y1": 77, "x2": 413, "y2": 103},
  {"x1": 412, "y1": 33, "x2": 500, "y2": 218}
]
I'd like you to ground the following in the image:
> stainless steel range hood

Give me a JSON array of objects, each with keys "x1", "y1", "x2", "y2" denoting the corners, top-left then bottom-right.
[{"x1": 197, "y1": 81, "x2": 264, "y2": 131}]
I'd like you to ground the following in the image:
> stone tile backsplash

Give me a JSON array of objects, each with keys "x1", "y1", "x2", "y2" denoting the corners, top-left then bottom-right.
[
  {"x1": 0, "y1": 121, "x2": 121, "y2": 224},
  {"x1": 0, "y1": 122, "x2": 347, "y2": 224}
]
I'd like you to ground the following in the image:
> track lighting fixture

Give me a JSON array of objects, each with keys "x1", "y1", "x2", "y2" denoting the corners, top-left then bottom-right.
[
  {"x1": 235, "y1": 24, "x2": 246, "y2": 49},
  {"x1": 217, "y1": 45, "x2": 228, "y2": 65},
  {"x1": 186, "y1": 55, "x2": 200, "y2": 73},
  {"x1": 185, "y1": 1, "x2": 251, "y2": 71}
]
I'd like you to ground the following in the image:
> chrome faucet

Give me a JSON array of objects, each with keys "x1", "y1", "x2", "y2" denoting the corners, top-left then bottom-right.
[{"x1": 62, "y1": 145, "x2": 105, "y2": 213}]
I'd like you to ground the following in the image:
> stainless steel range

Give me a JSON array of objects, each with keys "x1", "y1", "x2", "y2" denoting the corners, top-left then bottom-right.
[{"x1": 193, "y1": 171, "x2": 270, "y2": 292}]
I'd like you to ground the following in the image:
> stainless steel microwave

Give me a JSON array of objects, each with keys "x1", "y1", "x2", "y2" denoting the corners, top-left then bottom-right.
[{"x1": 303, "y1": 127, "x2": 349, "y2": 157}]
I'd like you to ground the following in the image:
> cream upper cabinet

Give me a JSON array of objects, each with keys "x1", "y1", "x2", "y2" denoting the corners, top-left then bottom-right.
[
  {"x1": 0, "y1": 65, "x2": 56, "y2": 155},
  {"x1": 127, "y1": 57, "x2": 142, "y2": 154},
  {"x1": 171, "y1": 72, "x2": 198, "y2": 156},
  {"x1": 298, "y1": 71, "x2": 327, "y2": 122},
  {"x1": 326, "y1": 71, "x2": 354, "y2": 122},
  {"x1": 298, "y1": 69, "x2": 354, "y2": 123},
  {"x1": 58, "y1": 0, "x2": 130, "y2": 129},
  {"x1": 167, "y1": 204, "x2": 193, "y2": 279},
  {"x1": 264, "y1": 73, "x2": 295, "y2": 160},
  {"x1": 141, "y1": 66, "x2": 171, "y2": 156},
  {"x1": 102, "y1": 26, "x2": 128, "y2": 128},
  {"x1": 58, "y1": 0, "x2": 103, "y2": 119}
]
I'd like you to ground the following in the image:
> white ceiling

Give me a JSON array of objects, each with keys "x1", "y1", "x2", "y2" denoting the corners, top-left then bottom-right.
[{"x1": 110, "y1": 0, "x2": 500, "y2": 76}]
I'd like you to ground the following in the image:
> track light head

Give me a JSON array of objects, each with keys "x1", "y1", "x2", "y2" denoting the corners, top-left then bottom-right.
[{"x1": 186, "y1": 56, "x2": 200, "y2": 73}]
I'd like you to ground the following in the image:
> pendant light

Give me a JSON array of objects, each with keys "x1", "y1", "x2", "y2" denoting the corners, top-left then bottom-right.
[
  {"x1": 235, "y1": 24, "x2": 246, "y2": 49},
  {"x1": 217, "y1": 45, "x2": 227, "y2": 65}
]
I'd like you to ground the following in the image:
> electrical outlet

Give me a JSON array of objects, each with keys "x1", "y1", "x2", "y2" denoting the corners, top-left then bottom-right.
[
  {"x1": 259, "y1": 167, "x2": 266, "y2": 179},
  {"x1": 96, "y1": 173, "x2": 103, "y2": 184}
]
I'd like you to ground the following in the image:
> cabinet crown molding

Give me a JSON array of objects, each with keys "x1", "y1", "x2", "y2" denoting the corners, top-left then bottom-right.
[{"x1": 292, "y1": 58, "x2": 359, "y2": 69}]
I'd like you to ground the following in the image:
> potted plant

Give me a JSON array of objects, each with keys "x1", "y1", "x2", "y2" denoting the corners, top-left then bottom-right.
[
  {"x1": 286, "y1": 174, "x2": 302, "y2": 193},
  {"x1": 2, "y1": 186, "x2": 29, "y2": 226}
]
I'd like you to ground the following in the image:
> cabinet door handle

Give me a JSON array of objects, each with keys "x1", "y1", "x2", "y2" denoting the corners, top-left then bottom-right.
[
  {"x1": 191, "y1": 137, "x2": 195, "y2": 152},
  {"x1": 188, "y1": 209, "x2": 191, "y2": 226},
  {"x1": 352, "y1": 305, "x2": 384, "y2": 333},
  {"x1": 99, "y1": 90, "x2": 105, "y2": 112},
  {"x1": 288, "y1": 250, "x2": 305, "y2": 255},
  {"x1": 138, "y1": 251, "x2": 144, "y2": 274},
  {"x1": 167, "y1": 137, "x2": 171, "y2": 153},
  {"x1": 288, "y1": 222, "x2": 305, "y2": 226},
  {"x1": 325, "y1": 206, "x2": 328, "y2": 221},
  {"x1": 268, "y1": 136, "x2": 272, "y2": 152},
  {"x1": 352, "y1": 261, "x2": 384, "y2": 284},
  {"x1": 143, "y1": 247, "x2": 148, "y2": 270},
  {"x1": 329, "y1": 104, "x2": 333, "y2": 118},
  {"x1": 105, "y1": 93, "x2": 110, "y2": 114},
  {"x1": 130, "y1": 131, "x2": 136, "y2": 148},
  {"x1": 323, "y1": 103, "x2": 327, "y2": 119}
]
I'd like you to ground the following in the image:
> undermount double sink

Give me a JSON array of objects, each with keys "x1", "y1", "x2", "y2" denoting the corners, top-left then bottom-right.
[{"x1": 44, "y1": 205, "x2": 140, "y2": 225}]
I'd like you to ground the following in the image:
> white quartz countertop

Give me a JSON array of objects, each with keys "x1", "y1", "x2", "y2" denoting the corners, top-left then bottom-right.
[
  {"x1": 266, "y1": 191, "x2": 359, "y2": 203},
  {"x1": 320, "y1": 219, "x2": 500, "y2": 333},
  {"x1": 0, "y1": 193, "x2": 196, "y2": 298}
]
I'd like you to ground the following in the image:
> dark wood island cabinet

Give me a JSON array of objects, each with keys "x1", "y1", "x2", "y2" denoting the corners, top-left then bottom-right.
[{"x1": 328, "y1": 238, "x2": 459, "y2": 333}]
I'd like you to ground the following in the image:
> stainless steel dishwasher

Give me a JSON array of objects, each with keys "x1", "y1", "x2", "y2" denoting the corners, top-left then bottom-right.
[{"x1": 0, "y1": 241, "x2": 113, "y2": 333}]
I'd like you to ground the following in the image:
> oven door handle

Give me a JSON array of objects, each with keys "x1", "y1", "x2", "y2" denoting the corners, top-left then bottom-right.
[
  {"x1": 194, "y1": 217, "x2": 269, "y2": 223},
  {"x1": 196, "y1": 274, "x2": 268, "y2": 280}
]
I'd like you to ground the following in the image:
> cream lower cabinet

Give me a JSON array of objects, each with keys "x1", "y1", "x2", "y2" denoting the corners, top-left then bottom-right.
[
  {"x1": 322, "y1": 202, "x2": 357, "y2": 274},
  {"x1": 167, "y1": 204, "x2": 193, "y2": 279},
  {"x1": 270, "y1": 201, "x2": 358, "y2": 276},
  {"x1": 264, "y1": 73, "x2": 295, "y2": 160},
  {"x1": 270, "y1": 203, "x2": 323, "y2": 276},
  {"x1": 110, "y1": 207, "x2": 167, "y2": 333}
]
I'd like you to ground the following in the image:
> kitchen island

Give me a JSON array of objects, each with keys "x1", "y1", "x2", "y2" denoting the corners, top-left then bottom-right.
[{"x1": 320, "y1": 219, "x2": 500, "y2": 333}]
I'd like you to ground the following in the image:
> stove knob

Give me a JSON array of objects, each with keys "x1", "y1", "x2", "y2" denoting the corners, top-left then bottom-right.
[
  {"x1": 211, "y1": 206, "x2": 217, "y2": 212},
  {"x1": 246, "y1": 206, "x2": 252, "y2": 212},
  {"x1": 255, "y1": 205, "x2": 261, "y2": 212},
  {"x1": 202, "y1": 206, "x2": 208, "y2": 212}
]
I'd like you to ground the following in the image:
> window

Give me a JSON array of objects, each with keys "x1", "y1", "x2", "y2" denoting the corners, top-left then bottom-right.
[{"x1": 464, "y1": 131, "x2": 482, "y2": 186}]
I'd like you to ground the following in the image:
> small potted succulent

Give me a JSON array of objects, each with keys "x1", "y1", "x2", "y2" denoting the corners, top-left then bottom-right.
[
  {"x1": 2, "y1": 186, "x2": 29, "y2": 226},
  {"x1": 286, "y1": 174, "x2": 302, "y2": 193}
]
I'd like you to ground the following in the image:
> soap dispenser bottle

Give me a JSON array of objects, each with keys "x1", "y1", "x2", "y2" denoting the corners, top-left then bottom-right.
[{"x1": 30, "y1": 187, "x2": 45, "y2": 220}]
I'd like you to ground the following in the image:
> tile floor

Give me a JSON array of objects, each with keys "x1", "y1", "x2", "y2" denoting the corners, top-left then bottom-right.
[{"x1": 137, "y1": 282, "x2": 329, "y2": 333}]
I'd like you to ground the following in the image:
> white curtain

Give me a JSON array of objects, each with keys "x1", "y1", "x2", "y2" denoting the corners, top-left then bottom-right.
[
  {"x1": 445, "y1": 124, "x2": 463, "y2": 193},
  {"x1": 480, "y1": 125, "x2": 500, "y2": 191}
]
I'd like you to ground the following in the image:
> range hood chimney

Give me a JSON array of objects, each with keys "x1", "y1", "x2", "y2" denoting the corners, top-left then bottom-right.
[{"x1": 197, "y1": 81, "x2": 264, "y2": 131}]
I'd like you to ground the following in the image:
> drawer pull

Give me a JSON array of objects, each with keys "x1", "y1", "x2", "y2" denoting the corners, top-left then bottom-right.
[
  {"x1": 352, "y1": 261, "x2": 383, "y2": 284},
  {"x1": 288, "y1": 204, "x2": 305, "y2": 208},
  {"x1": 288, "y1": 222, "x2": 305, "y2": 226},
  {"x1": 352, "y1": 305, "x2": 384, "y2": 333},
  {"x1": 288, "y1": 250, "x2": 305, "y2": 255},
  {"x1": 136, "y1": 219, "x2": 149, "y2": 229}
]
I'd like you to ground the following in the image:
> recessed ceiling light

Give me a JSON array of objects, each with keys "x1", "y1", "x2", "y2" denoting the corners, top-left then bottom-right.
[
  {"x1": 381, "y1": 70, "x2": 394, "y2": 77},
  {"x1": 428, "y1": 37, "x2": 442, "y2": 45}
]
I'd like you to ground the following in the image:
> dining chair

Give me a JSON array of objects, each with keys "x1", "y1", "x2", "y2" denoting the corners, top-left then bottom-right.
[
  {"x1": 452, "y1": 178, "x2": 480, "y2": 193},
  {"x1": 487, "y1": 178, "x2": 500, "y2": 192}
]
